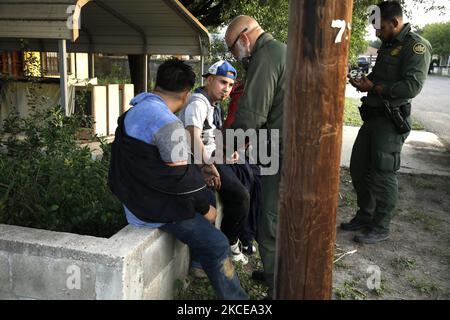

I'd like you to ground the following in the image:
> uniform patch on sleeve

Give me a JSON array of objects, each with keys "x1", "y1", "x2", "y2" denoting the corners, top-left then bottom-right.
[{"x1": 413, "y1": 43, "x2": 426, "y2": 55}]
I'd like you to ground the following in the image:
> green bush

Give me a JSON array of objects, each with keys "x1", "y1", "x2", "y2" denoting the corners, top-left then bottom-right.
[{"x1": 0, "y1": 107, "x2": 126, "y2": 237}]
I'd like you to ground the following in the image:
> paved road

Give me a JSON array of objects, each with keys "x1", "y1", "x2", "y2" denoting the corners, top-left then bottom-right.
[
  {"x1": 413, "y1": 75, "x2": 450, "y2": 150},
  {"x1": 341, "y1": 126, "x2": 450, "y2": 177}
]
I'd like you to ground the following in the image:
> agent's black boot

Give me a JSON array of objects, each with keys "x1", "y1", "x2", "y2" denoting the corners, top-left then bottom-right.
[
  {"x1": 340, "y1": 217, "x2": 370, "y2": 231},
  {"x1": 354, "y1": 230, "x2": 389, "y2": 244}
]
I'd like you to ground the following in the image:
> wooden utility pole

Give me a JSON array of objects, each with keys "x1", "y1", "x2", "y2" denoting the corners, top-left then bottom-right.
[{"x1": 275, "y1": 0, "x2": 354, "y2": 299}]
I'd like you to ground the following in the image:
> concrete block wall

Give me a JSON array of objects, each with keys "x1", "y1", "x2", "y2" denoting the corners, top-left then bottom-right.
[{"x1": 0, "y1": 224, "x2": 189, "y2": 300}]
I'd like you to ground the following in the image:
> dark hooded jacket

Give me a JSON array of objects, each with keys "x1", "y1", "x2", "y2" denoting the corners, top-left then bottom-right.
[{"x1": 108, "y1": 113, "x2": 210, "y2": 223}]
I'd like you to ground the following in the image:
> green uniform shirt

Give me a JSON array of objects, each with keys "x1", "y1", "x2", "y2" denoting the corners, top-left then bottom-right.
[
  {"x1": 230, "y1": 33, "x2": 287, "y2": 138},
  {"x1": 366, "y1": 23, "x2": 432, "y2": 108}
]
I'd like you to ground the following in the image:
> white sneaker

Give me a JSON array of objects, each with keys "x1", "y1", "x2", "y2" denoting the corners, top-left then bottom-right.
[{"x1": 230, "y1": 240, "x2": 249, "y2": 265}]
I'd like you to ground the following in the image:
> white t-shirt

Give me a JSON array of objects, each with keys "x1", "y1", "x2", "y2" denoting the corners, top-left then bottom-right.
[{"x1": 178, "y1": 90, "x2": 217, "y2": 159}]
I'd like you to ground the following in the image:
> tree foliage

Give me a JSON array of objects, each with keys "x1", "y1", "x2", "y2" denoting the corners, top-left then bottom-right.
[
  {"x1": 419, "y1": 22, "x2": 450, "y2": 57},
  {"x1": 350, "y1": 0, "x2": 377, "y2": 63},
  {"x1": 181, "y1": 0, "x2": 289, "y2": 43},
  {"x1": 180, "y1": 0, "x2": 231, "y2": 28},
  {"x1": 220, "y1": 0, "x2": 289, "y2": 44},
  {"x1": 180, "y1": 0, "x2": 446, "y2": 63}
]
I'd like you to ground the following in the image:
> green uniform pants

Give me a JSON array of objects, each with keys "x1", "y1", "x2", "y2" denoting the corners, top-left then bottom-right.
[
  {"x1": 350, "y1": 116, "x2": 410, "y2": 233},
  {"x1": 256, "y1": 170, "x2": 281, "y2": 297}
]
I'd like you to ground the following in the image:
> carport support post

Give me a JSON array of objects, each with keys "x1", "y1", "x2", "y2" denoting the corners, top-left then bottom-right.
[
  {"x1": 275, "y1": 0, "x2": 354, "y2": 299},
  {"x1": 143, "y1": 54, "x2": 148, "y2": 92},
  {"x1": 200, "y1": 55, "x2": 205, "y2": 86},
  {"x1": 88, "y1": 53, "x2": 95, "y2": 78},
  {"x1": 128, "y1": 54, "x2": 148, "y2": 95},
  {"x1": 58, "y1": 39, "x2": 69, "y2": 116}
]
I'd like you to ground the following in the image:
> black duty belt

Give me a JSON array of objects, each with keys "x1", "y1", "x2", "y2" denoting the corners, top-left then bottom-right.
[{"x1": 361, "y1": 104, "x2": 411, "y2": 118}]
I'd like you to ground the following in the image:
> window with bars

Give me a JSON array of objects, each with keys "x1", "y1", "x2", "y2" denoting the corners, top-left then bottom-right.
[
  {"x1": 40, "y1": 52, "x2": 59, "y2": 76},
  {"x1": 0, "y1": 51, "x2": 72, "y2": 78}
]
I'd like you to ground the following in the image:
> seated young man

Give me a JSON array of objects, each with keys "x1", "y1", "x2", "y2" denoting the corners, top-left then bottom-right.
[
  {"x1": 178, "y1": 60, "x2": 250, "y2": 265},
  {"x1": 223, "y1": 82, "x2": 262, "y2": 256},
  {"x1": 108, "y1": 58, "x2": 248, "y2": 300}
]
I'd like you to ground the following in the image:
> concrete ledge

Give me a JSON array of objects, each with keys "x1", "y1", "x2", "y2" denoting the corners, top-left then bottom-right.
[{"x1": 0, "y1": 224, "x2": 189, "y2": 300}]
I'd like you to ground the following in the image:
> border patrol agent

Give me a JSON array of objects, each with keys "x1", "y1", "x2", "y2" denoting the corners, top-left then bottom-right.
[
  {"x1": 225, "y1": 15, "x2": 286, "y2": 298},
  {"x1": 343, "y1": 1, "x2": 432, "y2": 244}
]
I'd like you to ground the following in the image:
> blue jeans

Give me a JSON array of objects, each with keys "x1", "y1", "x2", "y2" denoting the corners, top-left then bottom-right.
[{"x1": 160, "y1": 213, "x2": 248, "y2": 300}]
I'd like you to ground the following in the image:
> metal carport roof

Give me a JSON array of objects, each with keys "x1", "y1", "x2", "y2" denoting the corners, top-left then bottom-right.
[{"x1": 0, "y1": 0, "x2": 210, "y2": 55}]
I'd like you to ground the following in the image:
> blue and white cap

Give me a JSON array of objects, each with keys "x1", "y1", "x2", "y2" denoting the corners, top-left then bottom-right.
[{"x1": 202, "y1": 60, "x2": 237, "y2": 80}]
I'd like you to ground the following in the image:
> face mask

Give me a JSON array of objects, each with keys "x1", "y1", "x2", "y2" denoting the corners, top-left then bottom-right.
[
  {"x1": 236, "y1": 40, "x2": 252, "y2": 70},
  {"x1": 236, "y1": 40, "x2": 248, "y2": 61}
]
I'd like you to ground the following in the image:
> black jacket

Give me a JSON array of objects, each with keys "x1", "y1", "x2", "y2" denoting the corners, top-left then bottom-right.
[{"x1": 108, "y1": 113, "x2": 210, "y2": 223}]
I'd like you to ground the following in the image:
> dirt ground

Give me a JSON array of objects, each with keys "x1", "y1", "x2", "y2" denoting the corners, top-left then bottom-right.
[
  {"x1": 333, "y1": 168, "x2": 450, "y2": 300},
  {"x1": 177, "y1": 168, "x2": 450, "y2": 300}
]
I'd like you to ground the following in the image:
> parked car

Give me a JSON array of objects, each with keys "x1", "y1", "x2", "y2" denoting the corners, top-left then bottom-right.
[
  {"x1": 347, "y1": 56, "x2": 371, "y2": 82},
  {"x1": 356, "y1": 56, "x2": 370, "y2": 73},
  {"x1": 348, "y1": 56, "x2": 371, "y2": 75}
]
